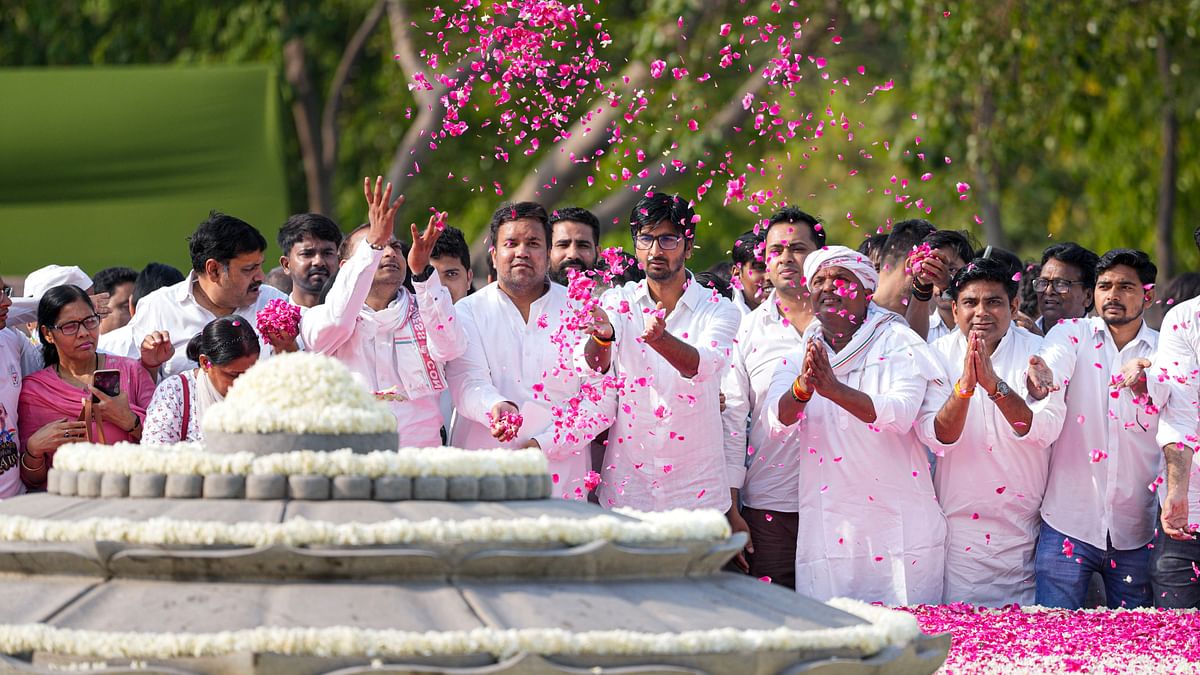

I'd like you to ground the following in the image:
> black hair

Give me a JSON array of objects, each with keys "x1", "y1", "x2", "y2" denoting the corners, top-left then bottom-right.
[
  {"x1": 705, "y1": 260, "x2": 733, "y2": 285},
  {"x1": 977, "y1": 246, "x2": 1024, "y2": 281},
  {"x1": 132, "y1": 263, "x2": 186, "y2": 310},
  {"x1": 188, "y1": 211, "x2": 268, "y2": 273},
  {"x1": 1040, "y1": 242, "x2": 1100, "y2": 289},
  {"x1": 1096, "y1": 248, "x2": 1157, "y2": 286},
  {"x1": 277, "y1": 213, "x2": 343, "y2": 255},
  {"x1": 693, "y1": 271, "x2": 733, "y2": 300},
  {"x1": 37, "y1": 285, "x2": 94, "y2": 368},
  {"x1": 880, "y1": 219, "x2": 937, "y2": 266},
  {"x1": 549, "y1": 206, "x2": 600, "y2": 245},
  {"x1": 488, "y1": 201, "x2": 551, "y2": 248},
  {"x1": 948, "y1": 257, "x2": 1018, "y2": 301},
  {"x1": 1018, "y1": 261, "x2": 1040, "y2": 318},
  {"x1": 766, "y1": 206, "x2": 826, "y2": 248},
  {"x1": 858, "y1": 232, "x2": 890, "y2": 257},
  {"x1": 185, "y1": 315, "x2": 260, "y2": 365},
  {"x1": 731, "y1": 230, "x2": 763, "y2": 266},
  {"x1": 265, "y1": 266, "x2": 293, "y2": 294},
  {"x1": 430, "y1": 225, "x2": 472, "y2": 271},
  {"x1": 91, "y1": 267, "x2": 138, "y2": 296},
  {"x1": 629, "y1": 192, "x2": 696, "y2": 240},
  {"x1": 921, "y1": 230, "x2": 976, "y2": 267},
  {"x1": 337, "y1": 224, "x2": 415, "y2": 293}
]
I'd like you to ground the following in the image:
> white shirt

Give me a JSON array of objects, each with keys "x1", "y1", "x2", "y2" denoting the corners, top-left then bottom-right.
[
  {"x1": 931, "y1": 327, "x2": 1065, "y2": 606},
  {"x1": 730, "y1": 289, "x2": 753, "y2": 318},
  {"x1": 926, "y1": 310, "x2": 955, "y2": 344},
  {"x1": 720, "y1": 293, "x2": 805, "y2": 511},
  {"x1": 448, "y1": 282, "x2": 601, "y2": 499},
  {"x1": 1152, "y1": 296, "x2": 1200, "y2": 521},
  {"x1": 301, "y1": 240, "x2": 466, "y2": 447},
  {"x1": 121, "y1": 273, "x2": 289, "y2": 378},
  {"x1": 767, "y1": 309, "x2": 948, "y2": 605},
  {"x1": 583, "y1": 276, "x2": 741, "y2": 513},
  {"x1": 1038, "y1": 317, "x2": 1162, "y2": 550},
  {"x1": 0, "y1": 329, "x2": 25, "y2": 499}
]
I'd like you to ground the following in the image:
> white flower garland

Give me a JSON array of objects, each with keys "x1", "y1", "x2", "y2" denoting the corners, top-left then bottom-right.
[
  {"x1": 51, "y1": 445, "x2": 549, "y2": 479},
  {"x1": 0, "y1": 598, "x2": 917, "y2": 660},
  {"x1": 0, "y1": 509, "x2": 732, "y2": 548},
  {"x1": 202, "y1": 352, "x2": 396, "y2": 434}
]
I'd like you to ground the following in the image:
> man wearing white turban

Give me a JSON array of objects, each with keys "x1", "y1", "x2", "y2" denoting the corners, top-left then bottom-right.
[{"x1": 768, "y1": 245, "x2": 950, "y2": 605}]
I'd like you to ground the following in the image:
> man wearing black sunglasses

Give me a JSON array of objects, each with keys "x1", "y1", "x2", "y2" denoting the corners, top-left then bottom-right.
[{"x1": 582, "y1": 192, "x2": 740, "y2": 514}]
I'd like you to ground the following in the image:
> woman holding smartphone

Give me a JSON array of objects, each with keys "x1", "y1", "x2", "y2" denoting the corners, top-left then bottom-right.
[{"x1": 18, "y1": 285, "x2": 155, "y2": 489}]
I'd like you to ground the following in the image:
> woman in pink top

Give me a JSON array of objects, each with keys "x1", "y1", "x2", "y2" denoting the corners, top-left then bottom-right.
[{"x1": 18, "y1": 285, "x2": 154, "y2": 490}]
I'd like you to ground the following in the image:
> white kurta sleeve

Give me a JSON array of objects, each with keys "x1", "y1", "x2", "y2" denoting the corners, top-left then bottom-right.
[
  {"x1": 720, "y1": 332, "x2": 752, "y2": 491},
  {"x1": 445, "y1": 306, "x2": 508, "y2": 427},
  {"x1": 413, "y1": 269, "x2": 467, "y2": 363},
  {"x1": 871, "y1": 340, "x2": 942, "y2": 434},
  {"x1": 1035, "y1": 321, "x2": 1082, "y2": 392},
  {"x1": 300, "y1": 240, "x2": 383, "y2": 355},
  {"x1": 1154, "y1": 306, "x2": 1200, "y2": 449},
  {"x1": 688, "y1": 301, "x2": 741, "y2": 383},
  {"x1": 913, "y1": 359, "x2": 972, "y2": 455},
  {"x1": 765, "y1": 349, "x2": 805, "y2": 435}
]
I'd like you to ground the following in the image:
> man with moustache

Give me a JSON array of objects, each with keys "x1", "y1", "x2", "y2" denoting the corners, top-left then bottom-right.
[
  {"x1": 448, "y1": 202, "x2": 601, "y2": 498},
  {"x1": 277, "y1": 213, "x2": 342, "y2": 309},
  {"x1": 1035, "y1": 242, "x2": 1098, "y2": 334},
  {"x1": 728, "y1": 230, "x2": 769, "y2": 316},
  {"x1": 721, "y1": 206, "x2": 822, "y2": 588},
  {"x1": 429, "y1": 226, "x2": 474, "y2": 303},
  {"x1": 121, "y1": 211, "x2": 289, "y2": 378},
  {"x1": 301, "y1": 178, "x2": 466, "y2": 446},
  {"x1": 769, "y1": 245, "x2": 949, "y2": 605},
  {"x1": 927, "y1": 258, "x2": 1065, "y2": 605},
  {"x1": 548, "y1": 206, "x2": 600, "y2": 285},
  {"x1": 583, "y1": 193, "x2": 741, "y2": 512},
  {"x1": 1027, "y1": 249, "x2": 1161, "y2": 609}
]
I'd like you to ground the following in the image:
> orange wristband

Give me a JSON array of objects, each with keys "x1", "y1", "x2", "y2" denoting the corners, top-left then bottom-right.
[
  {"x1": 791, "y1": 378, "x2": 813, "y2": 403},
  {"x1": 954, "y1": 380, "x2": 975, "y2": 399}
]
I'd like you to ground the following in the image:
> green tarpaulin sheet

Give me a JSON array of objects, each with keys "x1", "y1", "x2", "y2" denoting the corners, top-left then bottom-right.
[{"x1": 0, "y1": 64, "x2": 288, "y2": 276}]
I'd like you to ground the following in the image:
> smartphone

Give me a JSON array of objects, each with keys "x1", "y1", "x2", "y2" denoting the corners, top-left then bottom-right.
[{"x1": 93, "y1": 369, "x2": 121, "y2": 399}]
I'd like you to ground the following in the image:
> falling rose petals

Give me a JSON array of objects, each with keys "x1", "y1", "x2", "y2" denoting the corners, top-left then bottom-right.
[{"x1": 1062, "y1": 538, "x2": 1075, "y2": 557}]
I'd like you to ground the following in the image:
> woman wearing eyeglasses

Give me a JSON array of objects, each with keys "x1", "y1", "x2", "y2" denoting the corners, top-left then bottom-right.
[{"x1": 17, "y1": 285, "x2": 154, "y2": 490}]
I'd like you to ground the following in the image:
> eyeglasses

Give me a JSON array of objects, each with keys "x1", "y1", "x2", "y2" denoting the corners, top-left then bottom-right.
[
  {"x1": 634, "y1": 234, "x2": 684, "y2": 250},
  {"x1": 0, "y1": 287, "x2": 11, "y2": 298},
  {"x1": 1033, "y1": 278, "x2": 1085, "y2": 294},
  {"x1": 51, "y1": 314, "x2": 101, "y2": 336}
]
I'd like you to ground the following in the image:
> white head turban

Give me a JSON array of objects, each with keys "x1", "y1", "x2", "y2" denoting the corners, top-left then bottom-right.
[{"x1": 803, "y1": 245, "x2": 879, "y2": 292}]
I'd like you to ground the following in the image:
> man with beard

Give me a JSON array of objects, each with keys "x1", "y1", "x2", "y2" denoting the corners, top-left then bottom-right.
[
  {"x1": 448, "y1": 202, "x2": 602, "y2": 497},
  {"x1": 769, "y1": 246, "x2": 949, "y2": 605},
  {"x1": 721, "y1": 206, "x2": 822, "y2": 588},
  {"x1": 301, "y1": 177, "x2": 466, "y2": 446},
  {"x1": 583, "y1": 193, "x2": 740, "y2": 512},
  {"x1": 1027, "y1": 249, "x2": 1161, "y2": 609},
  {"x1": 548, "y1": 206, "x2": 599, "y2": 285},
  {"x1": 1035, "y1": 242, "x2": 1098, "y2": 334},
  {"x1": 927, "y1": 258, "x2": 1065, "y2": 606},
  {"x1": 121, "y1": 211, "x2": 289, "y2": 378},
  {"x1": 277, "y1": 214, "x2": 342, "y2": 309}
]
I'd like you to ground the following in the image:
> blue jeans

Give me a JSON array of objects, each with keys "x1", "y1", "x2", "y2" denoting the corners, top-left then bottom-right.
[
  {"x1": 1034, "y1": 521, "x2": 1152, "y2": 609},
  {"x1": 1151, "y1": 516, "x2": 1200, "y2": 609}
]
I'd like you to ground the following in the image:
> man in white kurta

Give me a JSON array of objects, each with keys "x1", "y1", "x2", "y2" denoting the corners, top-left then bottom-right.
[
  {"x1": 301, "y1": 179, "x2": 466, "y2": 447},
  {"x1": 1150, "y1": 287, "x2": 1200, "y2": 608},
  {"x1": 1029, "y1": 249, "x2": 1162, "y2": 609},
  {"x1": 582, "y1": 193, "x2": 740, "y2": 513},
  {"x1": 927, "y1": 258, "x2": 1065, "y2": 605},
  {"x1": 448, "y1": 202, "x2": 600, "y2": 499},
  {"x1": 769, "y1": 245, "x2": 948, "y2": 605}
]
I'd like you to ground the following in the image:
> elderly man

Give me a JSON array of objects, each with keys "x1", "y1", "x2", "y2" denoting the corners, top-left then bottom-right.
[
  {"x1": 721, "y1": 207, "x2": 822, "y2": 587},
  {"x1": 120, "y1": 212, "x2": 289, "y2": 378},
  {"x1": 582, "y1": 193, "x2": 740, "y2": 512},
  {"x1": 1028, "y1": 249, "x2": 1161, "y2": 609},
  {"x1": 769, "y1": 245, "x2": 948, "y2": 605},
  {"x1": 1035, "y1": 243, "x2": 1098, "y2": 334},
  {"x1": 448, "y1": 202, "x2": 602, "y2": 498},
  {"x1": 301, "y1": 178, "x2": 466, "y2": 446},
  {"x1": 548, "y1": 206, "x2": 600, "y2": 286},
  {"x1": 277, "y1": 213, "x2": 342, "y2": 309},
  {"x1": 928, "y1": 257, "x2": 1065, "y2": 605}
]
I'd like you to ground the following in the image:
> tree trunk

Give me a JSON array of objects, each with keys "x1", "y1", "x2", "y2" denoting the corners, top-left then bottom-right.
[
  {"x1": 1155, "y1": 30, "x2": 1177, "y2": 282},
  {"x1": 973, "y1": 84, "x2": 1005, "y2": 249},
  {"x1": 282, "y1": 37, "x2": 331, "y2": 215}
]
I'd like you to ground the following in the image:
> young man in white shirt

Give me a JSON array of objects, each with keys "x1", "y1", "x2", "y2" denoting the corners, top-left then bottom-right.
[
  {"x1": 121, "y1": 212, "x2": 289, "y2": 378},
  {"x1": 770, "y1": 245, "x2": 949, "y2": 605},
  {"x1": 583, "y1": 193, "x2": 741, "y2": 513},
  {"x1": 928, "y1": 257, "x2": 1065, "y2": 605},
  {"x1": 1150, "y1": 227, "x2": 1200, "y2": 609},
  {"x1": 1028, "y1": 249, "x2": 1161, "y2": 609},
  {"x1": 448, "y1": 202, "x2": 601, "y2": 498},
  {"x1": 729, "y1": 230, "x2": 768, "y2": 317},
  {"x1": 277, "y1": 213, "x2": 342, "y2": 310},
  {"x1": 721, "y1": 207, "x2": 821, "y2": 588},
  {"x1": 547, "y1": 206, "x2": 600, "y2": 287},
  {"x1": 301, "y1": 177, "x2": 466, "y2": 447}
]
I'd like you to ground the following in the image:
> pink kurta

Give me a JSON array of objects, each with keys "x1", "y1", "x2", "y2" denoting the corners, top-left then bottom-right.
[{"x1": 18, "y1": 355, "x2": 154, "y2": 454}]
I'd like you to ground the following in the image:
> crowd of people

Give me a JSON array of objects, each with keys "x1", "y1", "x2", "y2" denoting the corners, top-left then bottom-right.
[{"x1": 2, "y1": 175, "x2": 1199, "y2": 614}]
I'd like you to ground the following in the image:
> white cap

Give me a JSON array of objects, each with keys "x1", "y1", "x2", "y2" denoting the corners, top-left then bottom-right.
[{"x1": 23, "y1": 265, "x2": 92, "y2": 298}]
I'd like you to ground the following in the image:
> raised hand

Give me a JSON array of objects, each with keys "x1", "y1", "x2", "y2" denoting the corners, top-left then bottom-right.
[
  {"x1": 139, "y1": 330, "x2": 174, "y2": 369},
  {"x1": 1025, "y1": 355, "x2": 1058, "y2": 401},
  {"x1": 972, "y1": 333, "x2": 1001, "y2": 395},
  {"x1": 407, "y1": 210, "x2": 446, "y2": 274},
  {"x1": 363, "y1": 176, "x2": 404, "y2": 248},
  {"x1": 1113, "y1": 357, "x2": 1151, "y2": 398},
  {"x1": 916, "y1": 254, "x2": 950, "y2": 292},
  {"x1": 90, "y1": 386, "x2": 138, "y2": 432},
  {"x1": 957, "y1": 334, "x2": 979, "y2": 394},
  {"x1": 805, "y1": 338, "x2": 839, "y2": 395},
  {"x1": 641, "y1": 301, "x2": 667, "y2": 344},
  {"x1": 90, "y1": 292, "x2": 112, "y2": 320}
]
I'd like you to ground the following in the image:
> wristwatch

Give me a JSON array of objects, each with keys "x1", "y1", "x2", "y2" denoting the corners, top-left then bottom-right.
[
  {"x1": 988, "y1": 381, "x2": 1012, "y2": 401},
  {"x1": 411, "y1": 265, "x2": 435, "y2": 283}
]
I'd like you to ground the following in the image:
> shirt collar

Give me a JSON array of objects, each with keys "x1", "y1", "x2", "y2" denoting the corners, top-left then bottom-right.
[
  {"x1": 1088, "y1": 316, "x2": 1154, "y2": 350},
  {"x1": 173, "y1": 273, "x2": 198, "y2": 303},
  {"x1": 632, "y1": 272, "x2": 701, "y2": 311}
]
